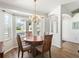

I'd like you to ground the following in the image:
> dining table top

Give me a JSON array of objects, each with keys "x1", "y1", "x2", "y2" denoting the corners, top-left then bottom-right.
[{"x1": 23, "y1": 36, "x2": 44, "y2": 42}]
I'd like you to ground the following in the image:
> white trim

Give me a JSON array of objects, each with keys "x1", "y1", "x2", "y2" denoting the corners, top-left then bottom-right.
[
  {"x1": 4, "y1": 46, "x2": 18, "y2": 54},
  {"x1": 53, "y1": 43, "x2": 61, "y2": 48}
]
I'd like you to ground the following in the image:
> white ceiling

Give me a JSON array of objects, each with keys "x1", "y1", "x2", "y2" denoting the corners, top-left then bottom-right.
[
  {"x1": 62, "y1": 0, "x2": 79, "y2": 12},
  {"x1": 0, "y1": 0, "x2": 77, "y2": 16}
]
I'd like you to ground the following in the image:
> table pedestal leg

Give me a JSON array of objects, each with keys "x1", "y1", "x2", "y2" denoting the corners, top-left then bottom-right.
[{"x1": 31, "y1": 45, "x2": 37, "y2": 57}]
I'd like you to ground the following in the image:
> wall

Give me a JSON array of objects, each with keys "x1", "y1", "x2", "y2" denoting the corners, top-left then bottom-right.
[
  {"x1": 48, "y1": 6, "x2": 62, "y2": 48},
  {"x1": 62, "y1": 13, "x2": 79, "y2": 43},
  {"x1": 62, "y1": 2, "x2": 79, "y2": 43}
]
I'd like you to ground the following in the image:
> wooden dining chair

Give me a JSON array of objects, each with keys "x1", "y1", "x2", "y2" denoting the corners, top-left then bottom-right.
[
  {"x1": 36, "y1": 35, "x2": 53, "y2": 57},
  {"x1": 17, "y1": 35, "x2": 31, "y2": 58},
  {"x1": 26, "y1": 31, "x2": 32, "y2": 38}
]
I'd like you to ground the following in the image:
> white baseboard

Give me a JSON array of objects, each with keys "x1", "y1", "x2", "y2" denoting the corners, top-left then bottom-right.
[
  {"x1": 4, "y1": 46, "x2": 18, "y2": 54},
  {"x1": 53, "y1": 43, "x2": 61, "y2": 48}
]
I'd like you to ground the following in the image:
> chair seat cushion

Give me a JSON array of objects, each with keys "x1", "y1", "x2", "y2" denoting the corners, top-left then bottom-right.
[
  {"x1": 22, "y1": 42, "x2": 29, "y2": 46},
  {"x1": 36, "y1": 45, "x2": 43, "y2": 52},
  {"x1": 23, "y1": 45, "x2": 31, "y2": 52}
]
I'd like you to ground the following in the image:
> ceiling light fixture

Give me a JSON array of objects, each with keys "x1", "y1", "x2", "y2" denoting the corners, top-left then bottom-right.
[{"x1": 29, "y1": 0, "x2": 41, "y2": 23}]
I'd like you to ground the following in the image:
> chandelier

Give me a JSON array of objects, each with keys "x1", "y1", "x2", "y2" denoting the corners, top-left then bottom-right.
[{"x1": 29, "y1": 0, "x2": 41, "y2": 23}]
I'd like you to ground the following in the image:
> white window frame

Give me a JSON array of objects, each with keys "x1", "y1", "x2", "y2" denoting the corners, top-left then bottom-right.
[{"x1": 4, "y1": 13, "x2": 12, "y2": 41}]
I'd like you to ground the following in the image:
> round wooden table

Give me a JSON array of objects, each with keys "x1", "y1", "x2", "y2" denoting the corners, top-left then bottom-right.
[{"x1": 23, "y1": 36, "x2": 44, "y2": 57}]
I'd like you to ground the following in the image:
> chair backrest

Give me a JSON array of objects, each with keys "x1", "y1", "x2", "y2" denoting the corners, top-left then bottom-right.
[
  {"x1": 17, "y1": 35, "x2": 23, "y2": 51},
  {"x1": 28, "y1": 31, "x2": 32, "y2": 36},
  {"x1": 42, "y1": 35, "x2": 53, "y2": 52}
]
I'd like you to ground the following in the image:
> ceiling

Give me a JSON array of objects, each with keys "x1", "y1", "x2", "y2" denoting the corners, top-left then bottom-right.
[
  {"x1": 0, "y1": 0, "x2": 77, "y2": 16},
  {"x1": 63, "y1": 0, "x2": 79, "y2": 13},
  {"x1": 62, "y1": 0, "x2": 79, "y2": 16}
]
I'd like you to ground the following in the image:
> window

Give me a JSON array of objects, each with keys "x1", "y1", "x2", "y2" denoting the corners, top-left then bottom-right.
[
  {"x1": 72, "y1": 22, "x2": 79, "y2": 29},
  {"x1": 16, "y1": 17, "x2": 26, "y2": 37},
  {"x1": 4, "y1": 14, "x2": 12, "y2": 40},
  {"x1": 29, "y1": 22, "x2": 32, "y2": 31}
]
